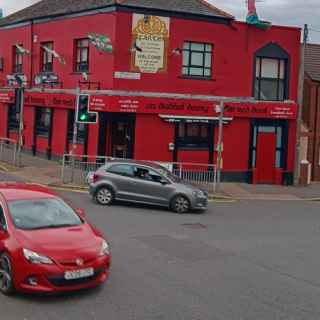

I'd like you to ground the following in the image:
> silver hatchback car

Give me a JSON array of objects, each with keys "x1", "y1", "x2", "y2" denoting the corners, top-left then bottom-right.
[{"x1": 89, "y1": 160, "x2": 208, "y2": 213}]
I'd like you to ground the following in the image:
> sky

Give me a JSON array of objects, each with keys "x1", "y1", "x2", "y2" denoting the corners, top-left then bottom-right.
[{"x1": 1, "y1": 0, "x2": 320, "y2": 43}]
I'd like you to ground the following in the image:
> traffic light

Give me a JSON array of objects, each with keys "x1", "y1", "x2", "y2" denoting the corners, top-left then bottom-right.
[{"x1": 76, "y1": 94, "x2": 97, "y2": 124}]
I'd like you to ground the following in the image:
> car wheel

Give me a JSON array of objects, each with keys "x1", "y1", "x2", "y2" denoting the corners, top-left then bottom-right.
[
  {"x1": 172, "y1": 195, "x2": 190, "y2": 214},
  {"x1": 0, "y1": 253, "x2": 15, "y2": 295},
  {"x1": 95, "y1": 187, "x2": 114, "y2": 206}
]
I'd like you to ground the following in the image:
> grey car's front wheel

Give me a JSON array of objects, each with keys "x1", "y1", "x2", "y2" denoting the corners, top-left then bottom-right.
[
  {"x1": 0, "y1": 253, "x2": 15, "y2": 295},
  {"x1": 95, "y1": 187, "x2": 114, "y2": 206},
  {"x1": 171, "y1": 195, "x2": 190, "y2": 214}
]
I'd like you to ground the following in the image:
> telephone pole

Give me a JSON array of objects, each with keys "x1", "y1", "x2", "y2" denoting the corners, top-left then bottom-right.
[{"x1": 294, "y1": 24, "x2": 308, "y2": 186}]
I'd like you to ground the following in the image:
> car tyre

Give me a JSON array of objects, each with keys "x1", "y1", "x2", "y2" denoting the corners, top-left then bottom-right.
[
  {"x1": 0, "y1": 253, "x2": 15, "y2": 295},
  {"x1": 171, "y1": 195, "x2": 190, "y2": 214},
  {"x1": 95, "y1": 187, "x2": 114, "y2": 206}
]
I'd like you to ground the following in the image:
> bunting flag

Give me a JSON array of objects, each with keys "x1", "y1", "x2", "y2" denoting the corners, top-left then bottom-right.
[
  {"x1": 41, "y1": 45, "x2": 66, "y2": 65},
  {"x1": 15, "y1": 44, "x2": 30, "y2": 55},
  {"x1": 246, "y1": 0, "x2": 271, "y2": 30},
  {"x1": 88, "y1": 33, "x2": 113, "y2": 53}
]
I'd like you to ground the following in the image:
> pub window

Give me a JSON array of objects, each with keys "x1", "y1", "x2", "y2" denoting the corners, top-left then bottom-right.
[
  {"x1": 13, "y1": 45, "x2": 23, "y2": 74},
  {"x1": 67, "y1": 110, "x2": 86, "y2": 144},
  {"x1": 35, "y1": 107, "x2": 52, "y2": 137},
  {"x1": 41, "y1": 42, "x2": 54, "y2": 73},
  {"x1": 74, "y1": 39, "x2": 89, "y2": 73},
  {"x1": 177, "y1": 122, "x2": 209, "y2": 148},
  {"x1": 254, "y1": 58, "x2": 287, "y2": 101},
  {"x1": 8, "y1": 103, "x2": 20, "y2": 131},
  {"x1": 182, "y1": 42, "x2": 212, "y2": 78}
]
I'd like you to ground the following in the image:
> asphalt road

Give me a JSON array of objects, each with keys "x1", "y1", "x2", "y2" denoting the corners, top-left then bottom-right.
[{"x1": 1, "y1": 175, "x2": 320, "y2": 319}]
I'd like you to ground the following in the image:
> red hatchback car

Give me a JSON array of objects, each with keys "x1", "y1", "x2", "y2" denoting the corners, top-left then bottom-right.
[{"x1": 0, "y1": 183, "x2": 111, "y2": 295}]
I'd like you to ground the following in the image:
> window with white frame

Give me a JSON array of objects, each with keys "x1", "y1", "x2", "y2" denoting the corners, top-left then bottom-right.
[{"x1": 182, "y1": 42, "x2": 212, "y2": 78}]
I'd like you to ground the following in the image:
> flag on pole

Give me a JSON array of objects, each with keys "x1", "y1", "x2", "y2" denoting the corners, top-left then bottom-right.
[
  {"x1": 246, "y1": 0, "x2": 271, "y2": 30},
  {"x1": 15, "y1": 44, "x2": 30, "y2": 55},
  {"x1": 41, "y1": 45, "x2": 66, "y2": 65},
  {"x1": 88, "y1": 33, "x2": 113, "y2": 53}
]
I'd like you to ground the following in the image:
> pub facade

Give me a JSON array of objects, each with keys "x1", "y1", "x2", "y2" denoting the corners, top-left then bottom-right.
[{"x1": 0, "y1": 0, "x2": 301, "y2": 184}]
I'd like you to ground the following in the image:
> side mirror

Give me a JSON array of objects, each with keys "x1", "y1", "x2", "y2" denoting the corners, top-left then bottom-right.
[
  {"x1": 160, "y1": 179, "x2": 169, "y2": 185},
  {"x1": 75, "y1": 208, "x2": 86, "y2": 219}
]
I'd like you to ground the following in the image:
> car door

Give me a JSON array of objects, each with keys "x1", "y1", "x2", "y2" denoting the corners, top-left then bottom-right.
[
  {"x1": 127, "y1": 166, "x2": 174, "y2": 206},
  {"x1": 104, "y1": 164, "x2": 136, "y2": 201}
]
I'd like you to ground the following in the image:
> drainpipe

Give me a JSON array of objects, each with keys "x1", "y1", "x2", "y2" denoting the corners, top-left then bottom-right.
[
  {"x1": 29, "y1": 20, "x2": 34, "y2": 88},
  {"x1": 294, "y1": 24, "x2": 308, "y2": 185},
  {"x1": 312, "y1": 85, "x2": 320, "y2": 179}
]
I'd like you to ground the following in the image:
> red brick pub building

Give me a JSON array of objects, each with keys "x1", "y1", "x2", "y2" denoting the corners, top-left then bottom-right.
[{"x1": 0, "y1": 0, "x2": 300, "y2": 184}]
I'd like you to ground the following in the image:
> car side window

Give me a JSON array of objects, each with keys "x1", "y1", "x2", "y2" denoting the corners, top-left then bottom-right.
[
  {"x1": 0, "y1": 204, "x2": 6, "y2": 230},
  {"x1": 107, "y1": 164, "x2": 133, "y2": 177},
  {"x1": 133, "y1": 167, "x2": 164, "y2": 183}
]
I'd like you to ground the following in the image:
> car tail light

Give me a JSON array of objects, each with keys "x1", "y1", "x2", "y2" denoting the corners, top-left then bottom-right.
[{"x1": 93, "y1": 173, "x2": 100, "y2": 183}]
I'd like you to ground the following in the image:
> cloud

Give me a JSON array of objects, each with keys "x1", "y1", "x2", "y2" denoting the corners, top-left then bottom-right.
[{"x1": 1, "y1": 0, "x2": 319, "y2": 42}]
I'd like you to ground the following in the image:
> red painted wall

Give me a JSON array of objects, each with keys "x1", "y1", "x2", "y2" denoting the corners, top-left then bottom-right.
[
  {"x1": 134, "y1": 114, "x2": 174, "y2": 161},
  {"x1": 0, "y1": 11, "x2": 300, "y2": 99},
  {"x1": 51, "y1": 108, "x2": 68, "y2": 156},
  {"x1": 221, "y1": 119, "x2": 251, "y2": 171},
  {"x1": 0, "y1": 103, "x2": 8, "y2": 137}
]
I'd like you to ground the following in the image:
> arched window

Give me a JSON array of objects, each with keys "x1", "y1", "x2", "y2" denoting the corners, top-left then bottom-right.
[{"x1": 254, "y1": 43, "x2": 289, "y2": 101}]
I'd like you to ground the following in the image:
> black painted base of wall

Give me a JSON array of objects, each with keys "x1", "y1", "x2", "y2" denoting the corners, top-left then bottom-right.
[{"x1": 221, "y1": 171, "x2": 294, "y2": 186}]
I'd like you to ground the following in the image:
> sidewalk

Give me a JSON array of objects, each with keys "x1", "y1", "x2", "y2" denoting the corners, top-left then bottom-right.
[{"x1": 1, "y1": 155, "x2": 320, "y2": 200}]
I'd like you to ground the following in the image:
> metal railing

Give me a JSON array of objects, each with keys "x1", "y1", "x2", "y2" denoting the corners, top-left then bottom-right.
[
  {"x1": 0, "y1": 137, "x2": 19, "y2": 167},
  {"x1": 61, "y1": 154, "x2": 217, "y2": 192}
]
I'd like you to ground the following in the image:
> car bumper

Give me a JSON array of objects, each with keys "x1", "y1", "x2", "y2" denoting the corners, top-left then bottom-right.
[
  {"x1": 191, "y1": 196, "x2": 208, "y2": 210},
  {"x1": 14, "y1": 255, "x2": 111, "y2": 294}
]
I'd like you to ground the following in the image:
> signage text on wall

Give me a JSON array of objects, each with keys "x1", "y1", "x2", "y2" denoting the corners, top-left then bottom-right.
[{"x1": 131, "y1": 14, "x2": 170, "y2": 74}]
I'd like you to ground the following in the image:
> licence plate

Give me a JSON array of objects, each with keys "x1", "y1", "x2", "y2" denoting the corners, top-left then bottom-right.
[{"x1": 64, "y1": 268, "x2": 94, "y2": 280}]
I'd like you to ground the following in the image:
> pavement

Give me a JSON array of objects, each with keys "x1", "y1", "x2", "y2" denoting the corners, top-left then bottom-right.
[{"x1": 1, "y1": 154, "x2": 320, "y2": 201}]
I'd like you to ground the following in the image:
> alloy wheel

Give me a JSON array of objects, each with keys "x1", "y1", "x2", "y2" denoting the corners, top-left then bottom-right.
[
  {"x1": 0, "y1": 254, "x2": 13, "y2": 294},
  {"x1": 96, "y1": 188, "x2": 113, "y2": 205},
  {"x1": 174, "y1": 196, "x2": 190, "y2": 214}
]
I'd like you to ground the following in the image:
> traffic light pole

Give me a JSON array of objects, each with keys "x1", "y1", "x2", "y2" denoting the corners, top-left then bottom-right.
[
  {"x1": 70, "y1": 87, "x2": 80, "y2": 182},
  {"x1": 17, "y1": 86, "x2": 24, "y2": 167}
]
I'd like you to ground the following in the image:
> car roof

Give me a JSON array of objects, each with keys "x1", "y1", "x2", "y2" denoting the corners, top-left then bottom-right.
[
  {"x1": 104, "y1": 159, "x2": 164, "y2": 170},
  {"x1": 0, "y1": 183, "x2": 57, "y2": 202}
]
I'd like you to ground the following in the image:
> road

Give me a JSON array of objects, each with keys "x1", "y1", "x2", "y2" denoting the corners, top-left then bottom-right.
[{"x1": 1, "y1": 174, "x2": 320, "y2": 319}]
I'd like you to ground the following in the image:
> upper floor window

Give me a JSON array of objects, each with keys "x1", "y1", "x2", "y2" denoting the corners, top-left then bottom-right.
[
  {"x1": 74, "y1": 39, "x2": 89, "y2": 73},
  {"x1": 8, "y1": 103, "x2": 20, "y2": 132},
  {"x1": 254, "y1": 58, "x2": 286, "y2": 101},
  {"x1": 254, "y1": 43, "x2": 289, "y2": 101},
  {"x1": 182, "y1": 42, "x2": 212, "y2": 78},
  {"x1": 35, "y1": 107, "x2": 52, "y2": 137},
  {"x1": 41, "y1": 42, "x2": 54, "y2": 73},
  {"x1": 13, "y1": 45, "x2": 23, "y2": 74}
]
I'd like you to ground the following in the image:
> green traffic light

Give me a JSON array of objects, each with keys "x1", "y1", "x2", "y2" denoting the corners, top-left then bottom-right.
[{"x1": 80, "y1": 114, "x2": 88, "y2": 121}]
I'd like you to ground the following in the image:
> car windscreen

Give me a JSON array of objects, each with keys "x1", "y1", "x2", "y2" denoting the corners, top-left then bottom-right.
[{"x1": 7, "y1": 198, "x2": 82, "y2": 230}]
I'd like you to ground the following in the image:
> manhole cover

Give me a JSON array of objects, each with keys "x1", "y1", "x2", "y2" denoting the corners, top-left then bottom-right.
[{"x1": 181, "y1": 223, "x2": 207, "y2": 229}]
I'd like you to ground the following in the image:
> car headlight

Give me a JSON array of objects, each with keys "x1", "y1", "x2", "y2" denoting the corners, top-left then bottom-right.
[
  {"x1": 193, "y1": 190, "x2": 206, "y2": 197},
  {"x1": 23, "y1": 248, "x2": 54, "y2": 265},
  {"x1": 99, "y1": 240, "x2": 110, "y2": 256}
]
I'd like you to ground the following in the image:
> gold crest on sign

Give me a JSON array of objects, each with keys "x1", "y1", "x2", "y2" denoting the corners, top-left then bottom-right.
[{"x1": 133, "y1": 16, "x2": 169, "y2": 37}]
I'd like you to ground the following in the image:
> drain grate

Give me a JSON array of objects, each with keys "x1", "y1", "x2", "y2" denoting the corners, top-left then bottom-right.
[{"x1": 181, "y1": 223, "x2": 207, "y2": 229}]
